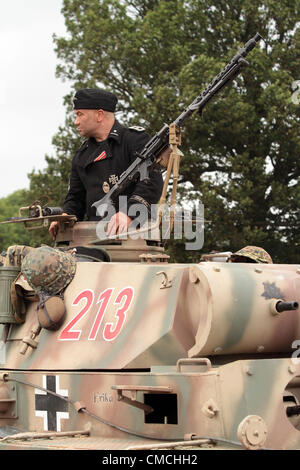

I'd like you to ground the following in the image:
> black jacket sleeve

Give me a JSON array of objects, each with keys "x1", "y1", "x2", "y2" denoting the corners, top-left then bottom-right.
[{"x1": 62, "y1": 156, "x2": 86, "y2": 221}]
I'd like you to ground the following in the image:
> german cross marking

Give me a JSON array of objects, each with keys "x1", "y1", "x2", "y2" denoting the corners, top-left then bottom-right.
[{"x1": 35, "y1": 375, "x2": 69, "y2": 431}]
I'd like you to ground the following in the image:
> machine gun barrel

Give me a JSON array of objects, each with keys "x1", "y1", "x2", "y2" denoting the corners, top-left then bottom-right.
[
  {"x1": 6, "y1": 206, "x2": 63, "y2": 221},
  {"x1": 28, "y1": 206, "x2": 64, "y2": 218},
  {"x1": 40, "y1": 207, "x2": 63, "y2": 217},
  {"x1": 92, "y1": 33, "x2": 262, "y2": 213},
  {"x1": 174, "y1": 33, "x2": 262, "y2": 127}
]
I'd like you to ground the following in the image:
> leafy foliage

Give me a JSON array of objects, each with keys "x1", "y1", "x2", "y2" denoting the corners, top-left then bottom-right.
[{"x1": 0, "y1": 190, "x2": 42, "y2": 252}]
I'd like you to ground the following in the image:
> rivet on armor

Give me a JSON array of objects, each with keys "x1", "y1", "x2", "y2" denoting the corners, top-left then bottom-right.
[{"x1": 289, "y1": 365, "x2": 296, "y2": 374}]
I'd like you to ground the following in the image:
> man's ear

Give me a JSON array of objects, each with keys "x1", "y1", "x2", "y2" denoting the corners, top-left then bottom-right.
[{"x1": 96, "y1": 109, "x2": 105, "y2": 122}]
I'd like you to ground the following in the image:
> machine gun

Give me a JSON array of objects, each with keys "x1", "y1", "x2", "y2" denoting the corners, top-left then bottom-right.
[
  {"x1": 0, "y1": 201, "x2": 76, "y2": 230},
  {"x1": 4, "y1": 201, "x2": 63, "y2": 221},
  {"x1": 92, "y1": 33, "x2": 262, "y2": 216}
]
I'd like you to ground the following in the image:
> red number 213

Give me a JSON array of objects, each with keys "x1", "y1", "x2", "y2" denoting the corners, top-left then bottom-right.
[{"x1": 58, "y1": 287, "x2": 134, "y2": 342}]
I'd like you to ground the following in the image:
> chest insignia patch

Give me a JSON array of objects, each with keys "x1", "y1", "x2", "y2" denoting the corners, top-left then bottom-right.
[
  {"x1": 109, "y1": 174, "x2": 119, "y2": 185},
  {"x1": 94, "y1": 151, "x2": 107, "y2": 162},
  {"x1": 102, "y1": 181, "x2": 110, "y2": 193}
]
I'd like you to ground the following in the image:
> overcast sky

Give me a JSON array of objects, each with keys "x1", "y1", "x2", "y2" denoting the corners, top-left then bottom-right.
[{"x1": 0, "y1": 0, "x2": 70, "y2": 198}]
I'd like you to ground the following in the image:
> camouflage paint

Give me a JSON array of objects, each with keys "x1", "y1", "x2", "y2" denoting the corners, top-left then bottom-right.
[
  {"x1": 221, "y1": 264, "x2": 257, "y2": 350},
  {"x1": 0, "y1": 235, "x2": 300, "y2": 449}
]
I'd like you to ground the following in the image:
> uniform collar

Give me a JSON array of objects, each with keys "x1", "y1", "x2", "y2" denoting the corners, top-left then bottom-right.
[
  {"x1": 77, "y1": 120, "x2": 124, "y2": 149},
  {"x1": 75, "y1": 119, "x2": 125, "y2": 167},
  {"x1": 107, "y1": 119, "x2": 125, "y2": 143}
]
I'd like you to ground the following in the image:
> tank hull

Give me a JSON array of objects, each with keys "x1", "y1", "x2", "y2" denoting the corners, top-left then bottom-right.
[{"x1": 1, "y1": 356, "x2": 300, "y2": 450}]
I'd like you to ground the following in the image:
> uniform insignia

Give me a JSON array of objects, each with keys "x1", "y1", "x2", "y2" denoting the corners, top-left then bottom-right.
[
  {"x1": 35, "y1": 375, "x2": 69, "y2": 431},
  {"x1": 129, "y1": 126, "x2": 145, "y2": 132},
  {"x1": 109, "y1": 174, "x2": 119, "y2": 185},
  {"x1": 102, "y1": 182, "x2": 110, "y2": 193},
  {"x1": 94, "y1": 151, "x2": 107, "y2": 162}
]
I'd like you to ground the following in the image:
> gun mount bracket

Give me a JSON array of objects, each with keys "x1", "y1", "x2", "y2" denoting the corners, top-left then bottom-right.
[
  {"x1": 201, "y1": 398, "x2": 219, "y2": 418},
  {"x1": 156, "y1": 270, "x2": 173, "y2": 289},
  {"x1": 111, "y1": 385, "x2": 173, "y2": 415}
]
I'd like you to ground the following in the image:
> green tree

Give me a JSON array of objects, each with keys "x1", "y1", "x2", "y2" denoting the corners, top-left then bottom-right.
[
  {"x1": 0, "y1": 190, "x2": 36, "y2": 252},
  {"x1": 29, "y1": 0, "x2": 300, "y2": 262}
]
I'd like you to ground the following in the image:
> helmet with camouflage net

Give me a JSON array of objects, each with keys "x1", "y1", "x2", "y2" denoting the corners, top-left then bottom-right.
[
  {"x1": 21, "y1": 246, "x2": 76, "y2": 295},
  {"x1": 231, "y1": 246, "x2": 273, "y2": 264}
]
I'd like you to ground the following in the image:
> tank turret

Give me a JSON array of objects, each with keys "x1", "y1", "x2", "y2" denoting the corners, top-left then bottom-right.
[{"x1": 0, "y1": 219, "x2": 300, "y2": 450}]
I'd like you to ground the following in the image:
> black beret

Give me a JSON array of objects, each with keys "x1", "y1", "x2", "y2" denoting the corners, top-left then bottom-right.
[{"x1": 73, "y1": 88, "x2": 118, "y2": 112}]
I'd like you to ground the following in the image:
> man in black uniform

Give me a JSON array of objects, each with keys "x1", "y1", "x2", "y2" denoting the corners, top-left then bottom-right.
[{"x1": 49, "y1": 88, "x2": 163, "y2": 239}]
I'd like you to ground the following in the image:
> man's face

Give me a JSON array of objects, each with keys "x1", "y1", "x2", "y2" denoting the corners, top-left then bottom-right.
[{"x1": 74, "y1": 109, "x2": 100, "y2": 137}]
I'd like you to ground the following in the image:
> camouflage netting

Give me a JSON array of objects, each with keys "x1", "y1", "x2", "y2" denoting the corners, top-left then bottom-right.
[{"x1": 21, "y1": 245, "x2": 77, "y2": 295}]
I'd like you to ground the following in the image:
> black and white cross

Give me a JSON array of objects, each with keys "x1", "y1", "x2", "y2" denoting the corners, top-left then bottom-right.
[{"x1": 35, "y1": 375, "x2": 69, "y2": 431}]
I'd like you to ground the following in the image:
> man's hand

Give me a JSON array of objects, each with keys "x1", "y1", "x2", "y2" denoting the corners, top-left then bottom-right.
[
  {"x1": 106, "y1": 211, "x2": 132, "y2": 236},
  {"x1": 49, "y1": 212, "x2": 68, "y2": 240},
  {"x1": 156, "y1": 145, "x2": 172, "y2": 168}
]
